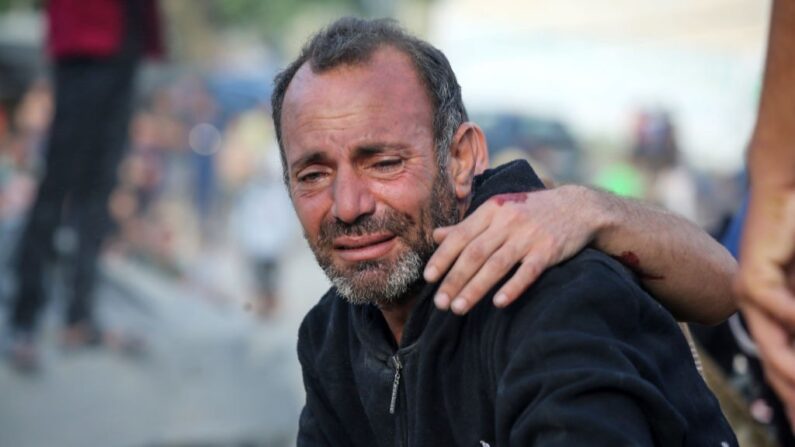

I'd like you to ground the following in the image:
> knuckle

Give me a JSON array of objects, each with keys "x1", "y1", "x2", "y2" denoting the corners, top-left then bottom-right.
[
  {"x1": 538, "y1": 235, "x2": 558, "y2": 252},
  {"x1": 505, "y1": 241, "x2": 522, "y2": 257},
  {"x1": 443, "y1": 271, "x2": 464, "y2": 289},
  {"x1": 453, "y1": 228, "x2": 475, "y2": 246},
  {"x1": 505, "y1": 208, "x2": 522, "y2": 224},
  {"x1": 460, "y1": 285, "x2": 483, "y2": 303},
  {"x1": 489, "y1": 253, "x2": 512, "y2": 270},
  {"x1": 521, "y1": 261, "x2": 541, "y2": 279},
  {"x1": 444, "y1": 227, "x2": 462, "y2": 243},
  {"x1": 465, "y1": 242, "x2": 488, "y2": 261}
]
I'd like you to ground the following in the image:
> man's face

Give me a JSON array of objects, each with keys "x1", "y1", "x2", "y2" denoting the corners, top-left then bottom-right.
[{"x1": 281, "y1": 46, "x2": 458, "y2": 306}]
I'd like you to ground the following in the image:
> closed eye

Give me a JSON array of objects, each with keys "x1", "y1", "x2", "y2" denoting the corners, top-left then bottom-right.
[
  {"x1": 297, "y1": 170, "x2": 328, "y2": 184},
  {"x1": 371, "y1": 158, "x2": 403, "y2": 171}
]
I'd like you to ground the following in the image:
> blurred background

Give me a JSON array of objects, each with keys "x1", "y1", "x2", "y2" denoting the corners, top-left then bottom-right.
[{"x1": 0, "y1": 0, "x2": 774, "y2": 446}]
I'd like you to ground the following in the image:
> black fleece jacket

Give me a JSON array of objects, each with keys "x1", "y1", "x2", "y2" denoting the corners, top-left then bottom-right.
[{"x1": 297, "y1": 160, "x2": 737, "y2": 447}]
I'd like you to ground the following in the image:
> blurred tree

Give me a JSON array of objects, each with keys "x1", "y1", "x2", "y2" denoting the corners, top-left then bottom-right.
[
  {"x1": 163, "y1": 0, "x2": 435, "y2": 65},
  {"x1": 208, "y1": 0, "x2": 364, "y2": 41},
  {"x1": 0, "y1": 0, "x2": 40, "y2": 12}
]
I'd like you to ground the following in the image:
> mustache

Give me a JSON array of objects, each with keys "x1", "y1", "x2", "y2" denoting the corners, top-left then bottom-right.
[{"x1": 318, "y1": 210, "x2": 413, "y2": 243}]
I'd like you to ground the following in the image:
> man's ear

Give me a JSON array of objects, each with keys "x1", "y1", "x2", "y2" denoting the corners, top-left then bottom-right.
[{"x1": 448, "y1": 122, "x2": 489, "y2": 200}]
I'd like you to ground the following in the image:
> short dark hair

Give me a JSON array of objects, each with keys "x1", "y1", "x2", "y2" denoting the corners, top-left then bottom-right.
[{"x1": 271, "y1": 17, "x2": 468, "y2": 182}]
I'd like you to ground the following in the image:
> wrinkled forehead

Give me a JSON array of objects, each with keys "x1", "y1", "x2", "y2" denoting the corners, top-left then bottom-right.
[
  {"x1": 282, "y1": 46, "x2": 430, "y2": 114},
  {"x1": 280, "y1": 46, "x2": 434, "y2": 136}
]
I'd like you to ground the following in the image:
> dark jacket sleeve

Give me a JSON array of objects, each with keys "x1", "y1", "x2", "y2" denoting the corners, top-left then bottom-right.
[
  {"x1": 297, "y1": 313, "x2": 354, "y2": 447},
  {"x1": 298, "y1": 403, "x2": 330, "y2": 446},
  {"x1": 492, "y1": 254, "x2": 719, "y2": 446}
]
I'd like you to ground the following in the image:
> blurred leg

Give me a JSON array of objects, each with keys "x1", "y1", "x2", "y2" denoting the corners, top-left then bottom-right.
[
  {"x1": 65, "y1": 55, "x2": 138, "y2": 329},
  {"x1": 8, "y1": 60, "x2": 92, "y2": 334}
]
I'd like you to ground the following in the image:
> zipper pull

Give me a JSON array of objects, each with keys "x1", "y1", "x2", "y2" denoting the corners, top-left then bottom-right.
[{"x1": 389, "y1": 354, "x2": 402, "y2": 415}]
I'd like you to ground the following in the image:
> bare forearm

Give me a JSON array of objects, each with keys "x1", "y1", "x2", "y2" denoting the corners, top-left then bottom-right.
[
  {"x1": 582, "y1": 186, "x2": 738, "y2": 324},
  {"x1": 749, "y1": 0, "x2": 795, "y2": 189}
]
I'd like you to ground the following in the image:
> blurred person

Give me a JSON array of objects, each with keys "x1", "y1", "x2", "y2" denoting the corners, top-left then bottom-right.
[
  {"x1": 10, "y1": 78, "x2": 53, "y2": 168},
  {"x1": 631, "y1": 108, "x2": 698, "y2": 221},
  {"x1": 5, "y1": 0, "x2": 163, "y2": 371},
  {"x1": 274, "y1": 18, "x2": 738, "y2": 445},
  {"x1": 230, "y1": 162, "x2": 294, "y2": 318},
  {"x1": 177, "y1": 77, "x2": 222, "y2": 244},
  {"x1": 0, "y1": 80, "x2": 51, "y2": 225},
  {"x1": 735, "y1": 0, "x2": 795, "y2": 436},
  {"x1": 631, "y1": 108, "x2": 679, "y2": 172},
  {"x1": 630, "y1": 108, "x2": 730, "y2": 235},
  {"x1": 224, "y1": 106, "x2": 296, "y2": 317}
]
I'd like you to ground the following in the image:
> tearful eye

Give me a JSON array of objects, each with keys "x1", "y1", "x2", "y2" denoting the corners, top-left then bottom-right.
[
  {"x1": 372, "y1": 158, "x2": 403, "y2": 171},
  {"x1": 297, "y1": 171, "x2": 327, "y2": 184}
]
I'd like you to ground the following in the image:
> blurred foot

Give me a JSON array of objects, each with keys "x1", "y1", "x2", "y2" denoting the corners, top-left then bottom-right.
[
  {"x1": 4, "y1": 331, "x2": 40, "y2": 374},
  {"x1": 255, "y1": 293, "x2": 279, "y2": 320},
  {"x1": 60, "y1": 323, "x2": 102, "y2": 349},
  {"x1": 61, "y1": 323, "x2": 145, "y2": 357}
]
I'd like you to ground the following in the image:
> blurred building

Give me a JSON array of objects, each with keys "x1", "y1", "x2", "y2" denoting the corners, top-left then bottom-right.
[{"x1": 430, "y1": 0, "x2": 769, "y2": 174}]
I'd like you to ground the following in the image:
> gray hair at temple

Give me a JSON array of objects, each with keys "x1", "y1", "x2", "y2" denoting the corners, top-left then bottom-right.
[{"x1": 270, "y1": 17, "x2": 469, "y2": 183}]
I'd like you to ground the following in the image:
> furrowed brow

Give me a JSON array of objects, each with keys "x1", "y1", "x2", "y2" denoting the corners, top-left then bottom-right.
[
  {"x1": 353, "y1": 144, "x2": 408, "y2": 159},
  {"x1": 290, "y1": 151, "x2": 330, "y2": 173}
]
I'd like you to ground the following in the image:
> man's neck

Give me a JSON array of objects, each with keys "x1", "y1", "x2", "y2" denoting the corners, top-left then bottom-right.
[
  {"x1": 378, "y1": 294, "x2": 419, "y2": 346},
  {"x1": 380, "y1": 300, "x2": 414, "y2": 346}
]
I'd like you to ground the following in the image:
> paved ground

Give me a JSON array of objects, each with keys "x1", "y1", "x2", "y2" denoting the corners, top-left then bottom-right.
[{"x1": 0, "y1": 221, "x2": 330, "y2": 447}]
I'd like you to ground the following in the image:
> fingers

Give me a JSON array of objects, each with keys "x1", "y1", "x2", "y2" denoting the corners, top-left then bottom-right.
[
  {"x1": 424, "y1": 210, "x2": 491, "y2": 285},
  {"x1": 738, "y1": 190, "x2": 795, "y2": 324},
  {"x1": 444, "y1": 243, "x2": 521, "y2": 315},
  {"x1": 737, "y1": 270, "x2": 795, "y2": 327},
  {"x1": 493, "y1": 253, "x2": 548, "y2": 308},
  {"x1": 431, "y1": 225, "x2": 454, "y2": 245},
  {"x1": 432, "y1": 231, "x2": 508, "y2": 312},
  {"x1": 427, "y1": 188, "x2": 595, "y2": 314},
  {"x1": 754, "y1": 287, "x2": 795, "y2": 327},
  {"x1": 743, "y1": 304, "x2": 795, "y2": 408}
]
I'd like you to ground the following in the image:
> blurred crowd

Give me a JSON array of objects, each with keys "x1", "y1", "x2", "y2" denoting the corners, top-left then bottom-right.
[{"x1": 0, "y1": 70, "x2": 300, "y2": 318}]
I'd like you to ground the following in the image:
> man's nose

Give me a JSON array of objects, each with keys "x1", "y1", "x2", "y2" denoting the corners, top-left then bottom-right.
[{"x1": 331, "y1": 168, "x2": 376, "y2": 223}]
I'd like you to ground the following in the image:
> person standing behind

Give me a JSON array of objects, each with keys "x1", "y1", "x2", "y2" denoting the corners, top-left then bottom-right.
[
  {"x1": 6, "y1": 0, "x2": 163, "y2": 370},
  {"x1": 735, "y1": 0, "x2": 795, "y2": 431}
]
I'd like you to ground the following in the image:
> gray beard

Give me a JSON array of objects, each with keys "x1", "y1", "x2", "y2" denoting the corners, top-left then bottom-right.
[
  {"x1": 309, "y1": 171, "x2": 459, "y2": 307},
  {"x1": 322, "y1": 243, "x2": 426, "y2": 306}
]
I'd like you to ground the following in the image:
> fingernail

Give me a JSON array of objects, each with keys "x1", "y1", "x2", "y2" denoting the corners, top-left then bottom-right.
[
  {"x1": 494, "y1": 292, "x2": 508, "y2": 307},
  {"x1": 424, "y1": 265, "x2": 438, "y2": 281},
  {"x1": 451, "y1": 298, "x2": 468, "y2": 314},
  {"x1": 434, "y1": 293, "x2": 450, "y2": 309}
]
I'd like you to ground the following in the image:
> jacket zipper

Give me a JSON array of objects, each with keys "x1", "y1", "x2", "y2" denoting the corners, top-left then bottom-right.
[
  {"x1": 390, "y1": 353, "x2": 408, "y2": 447},
  {"x1": 389, "y1": 354, "x2": 402, "y2": 414}
]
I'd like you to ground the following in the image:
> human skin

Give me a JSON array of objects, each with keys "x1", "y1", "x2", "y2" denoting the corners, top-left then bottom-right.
[
  {"x1": 425, "y1": 184, "x2": 738, "y2": 324},
  {"x1": 736, "y1": 0, "x2": 795, "y2": 426},
  {"x1": 280, "y1": 46, "x2": 487, "y2": 342}
]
